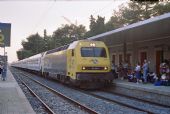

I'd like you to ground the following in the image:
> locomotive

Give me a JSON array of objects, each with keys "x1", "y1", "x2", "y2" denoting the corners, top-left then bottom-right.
[{"x1": 11, "y1": 40, "x2": 114, "y2": 88}]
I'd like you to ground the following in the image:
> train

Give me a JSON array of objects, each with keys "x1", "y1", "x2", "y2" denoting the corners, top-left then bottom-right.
[{"x1": 11, "y1": 40, "x2": 114, "y2": 89}]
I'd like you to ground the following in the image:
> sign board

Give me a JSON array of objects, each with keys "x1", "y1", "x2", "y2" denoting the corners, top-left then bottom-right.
[
  {"x1": 0, "y1": 23, "x2": 11, "y2": 47},
  {"x1": 0, "y1": 34, "x2": 4, "y2": 45}
]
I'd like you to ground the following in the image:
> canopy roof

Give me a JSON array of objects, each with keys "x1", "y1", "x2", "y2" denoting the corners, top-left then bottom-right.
[{"x1": 88, "y1": 13, "x2": 170, "y2": 46}]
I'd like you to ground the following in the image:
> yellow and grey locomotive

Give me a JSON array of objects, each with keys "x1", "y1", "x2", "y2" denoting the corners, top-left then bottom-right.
[{"x1": 12, "y1": 40, "x2": 113, "y2": 88}]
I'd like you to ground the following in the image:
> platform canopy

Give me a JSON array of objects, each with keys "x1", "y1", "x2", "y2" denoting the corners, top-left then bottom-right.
[
  {"x1": 0, "y1": 23, "x2": 11, "y2": 47},
  {"x1": 88, "y1": 13, "x2": 170, "y2": 47}
]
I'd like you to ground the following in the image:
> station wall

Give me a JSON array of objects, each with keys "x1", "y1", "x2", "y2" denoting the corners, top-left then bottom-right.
[{"x1": 108, "y1": 36, "x2": 170, "y2": 73}]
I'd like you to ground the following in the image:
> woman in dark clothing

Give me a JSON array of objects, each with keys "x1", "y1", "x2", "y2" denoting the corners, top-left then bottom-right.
[{"x1": 0, "y1": 65, "x2": 2, "y2": 75}]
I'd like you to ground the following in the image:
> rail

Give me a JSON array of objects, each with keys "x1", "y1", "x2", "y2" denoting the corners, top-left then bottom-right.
[
  {"x1": 17, "y1": 76, "x2": 56, "y2": 114},
  {"x1": 20, "y1": 72, "x2": 99, "y2": 114}
]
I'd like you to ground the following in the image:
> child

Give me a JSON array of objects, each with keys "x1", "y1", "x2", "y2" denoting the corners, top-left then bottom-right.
[
  {"x1": 148, "y1": 72, "x2": 157, "y2": 83},
  {"x1": 127, "y1": 70, "x2": 135, "y2": 82}
]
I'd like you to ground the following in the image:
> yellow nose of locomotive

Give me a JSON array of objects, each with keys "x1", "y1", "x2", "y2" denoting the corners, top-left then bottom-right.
[{"x1": 78, "y1": 58, "x2": 111, "y2": 73}]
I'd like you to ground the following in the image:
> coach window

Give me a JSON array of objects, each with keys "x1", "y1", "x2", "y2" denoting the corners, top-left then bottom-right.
[{"x1": 71, "y1": 49, "x2": 74, "y2": 56}]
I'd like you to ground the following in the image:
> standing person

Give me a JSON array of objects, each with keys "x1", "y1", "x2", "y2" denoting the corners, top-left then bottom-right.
[
  {"x1": 135, "y1": 62, "x2": 141, "y2": 84},
  {"x1": 111, "y1": 61, "x2": 117, "y2": 78},
  {"x1": 111, "y1": 61, "x2": 116, "y2": 74},
  {"x1": 160, "y1": 59, "x2": 170, "y2": 86},
  {"x1": 118, "y1": 63, "x2": 124, "y2": 80},
  {"x1": 0, "y1": 64, "x2": 2, "y2": 75},
  {"x1": 2, "y1": 64, "x2": 6, "y2": 81},
  {"x1": 0, "y1": 64, "x2": 2, "y2": 80},
  {"x1": 123, "y1": 61, "x2": 128, "y2": 79},
  {"x1": 142, "y1": 59, "x2": 149, "y2": 83}
]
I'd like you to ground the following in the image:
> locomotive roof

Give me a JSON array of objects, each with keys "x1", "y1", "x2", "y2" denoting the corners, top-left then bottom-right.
[
  {"x1": 46, "y1": 44, "x2": 69, "y2": 55},
  {"x1": 28, "y1": 53, "x2": 42, "y2": 59},
  {"x1": 68, "y1": 41, "x2": 79, "y2": 49}
]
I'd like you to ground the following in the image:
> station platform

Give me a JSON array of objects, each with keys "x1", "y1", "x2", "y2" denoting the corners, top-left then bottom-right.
[
  {"x1": 0, "y1": 67, "x2": 35, "y2": 114},
  {"x1": 109, "y1": 79, "x2": 170, "y2": 106}
]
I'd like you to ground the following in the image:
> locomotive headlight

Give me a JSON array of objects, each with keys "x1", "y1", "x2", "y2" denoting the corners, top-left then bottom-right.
[
  {"x1": 104, "y1": 67, "x2": 108, "y2": 70},
  {"x1": 90, "y1": 43, "x2": 96, "y2": 47},
  {"x1": 82, "y1": 66, "x2": 86, "y2": 70}
]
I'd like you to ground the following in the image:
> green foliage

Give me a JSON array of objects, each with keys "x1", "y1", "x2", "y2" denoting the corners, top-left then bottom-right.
[
  {"x1": 105, "y1": 10, "x2": 124, "y2": 31},
  {"x1": 105, "y1": 1, "x2": 170, "y2": 30},
  {"x1": 43, "y1": 29, "x2": 53, "y2": 50},
  {"x1": 22, "y1": 33, "x2": 45, "y2": 54},
  {"x1": 18, "y1": 33, "x2": 47, "y2": 60},
  {"x1": 52, "y1": 24, "x2": 86, "y2": 48},
  {"x1": 16, "y1": 50, "x2": 33, "y2": 60},
  {"x1": 86, "y1": 15, "x2": 106, "y2": 37},
  {"x1": 17, "y1": 24, "x2": 86, "y2": 60},
  {"x1": 153, "y1": 2, "x2": 170, "y2": 16}
]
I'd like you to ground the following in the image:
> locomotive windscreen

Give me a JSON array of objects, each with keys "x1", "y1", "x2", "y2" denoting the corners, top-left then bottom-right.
[{"x1": 81, "y1": 47, "x2": 107, "y2": 57}]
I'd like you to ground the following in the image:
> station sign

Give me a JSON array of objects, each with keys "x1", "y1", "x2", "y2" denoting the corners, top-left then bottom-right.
[{"x1": 0, "y1": 23, "x2": 11, "y2": 47}]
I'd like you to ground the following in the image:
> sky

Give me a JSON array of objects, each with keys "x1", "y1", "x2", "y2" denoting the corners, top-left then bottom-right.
[{"x1": 0, "y1": 0, "x2": 128, "y2": 63}]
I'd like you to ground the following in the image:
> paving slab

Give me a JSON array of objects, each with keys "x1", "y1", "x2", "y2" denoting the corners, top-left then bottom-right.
[{"x1": 0, "y1": 67, "x2": 35, "y2": 114}]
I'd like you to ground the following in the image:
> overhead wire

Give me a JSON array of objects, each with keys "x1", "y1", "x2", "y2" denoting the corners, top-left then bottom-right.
[
  {"x1": 30, "y1": 1, "x2": 56, "y2": 35},
  {"x1": 20, "y1": 0, "x2": 127, "y2": 36},
  {"x1": 30, "y1": 0, "x2": 127, "y2": 34}
]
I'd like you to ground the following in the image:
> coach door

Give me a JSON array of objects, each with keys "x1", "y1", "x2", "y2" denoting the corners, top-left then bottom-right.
[{"x1": 156, "y1": 50, "x2": 163, "y2": 74}]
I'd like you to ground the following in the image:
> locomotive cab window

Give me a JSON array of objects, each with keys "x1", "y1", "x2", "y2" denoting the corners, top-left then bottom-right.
[{"x1": 81, "y1": 47, "x2": 107, "y2": 57}]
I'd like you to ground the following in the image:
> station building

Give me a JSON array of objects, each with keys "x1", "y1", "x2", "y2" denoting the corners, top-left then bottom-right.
[{"x1": 88, "y1": 13, "x2": 170, "y2": 74}]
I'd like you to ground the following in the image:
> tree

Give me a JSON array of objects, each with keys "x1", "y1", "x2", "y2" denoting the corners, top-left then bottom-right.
[
  {"x1": 52, "y1": 24, "x2": 86, "y2": 48},
  {"x1": 106, "y1": 2, "x2": 138, "y2": 29},
  {"x1": 43, "y1": 29, "x2": 53, "y2": 50},
  {"x1": 89, "y1": 15, "x2": 96, "y2": 35},
  {"x1": 16, "y1": 49, "x2": 33, "y2": 60},
  {"x1": 86, "y1": 15, "x2": 106, "y2": 37},
  {"x1": 21, "y1": 33, "x2": 45, "y2": 54},
  {"x1": 106, "y1": 1, "x2": 170, "y2": 31},
  {"x1": 105, "y1": 10, "x2": 124, "y2": 31},
  {"x1": 152, "y1": 1, "x2": 170, "y2": 16}
]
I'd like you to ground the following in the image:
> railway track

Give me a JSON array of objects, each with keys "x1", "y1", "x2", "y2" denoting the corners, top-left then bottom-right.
[
  {"x1": 77, "y1": 89, "x2": 170, "y2": 114},
  {"x1": 11, "y1": 68, "x2": 146, "y2": 114},
  {"x1": 11, "y1": 68, "x2": 170, "y2": 114},
  {"x1": 14, "y1": 71, "x2": 98, "y2": 114},
  {"x1": 17, "y1": 76, "x2": 56, "y2": 114},
  {"x1": 79, "y1": 90, "x2": 153, "y2": 114},
  {"x1": 103, "y1": 89, "x2": 170, "y2": 108}
]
